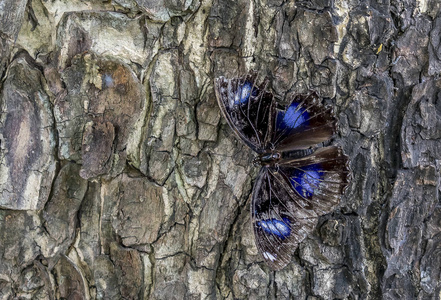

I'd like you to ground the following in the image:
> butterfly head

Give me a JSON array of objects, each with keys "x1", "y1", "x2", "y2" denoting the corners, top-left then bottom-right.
[{"x1": 254, "y1": 151, "x2": 281, "y2": 167}]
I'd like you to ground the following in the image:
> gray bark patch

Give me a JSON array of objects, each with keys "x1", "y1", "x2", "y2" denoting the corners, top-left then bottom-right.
[{"x1": 0, "y1": 58, "x2": 56, "y2": 210}]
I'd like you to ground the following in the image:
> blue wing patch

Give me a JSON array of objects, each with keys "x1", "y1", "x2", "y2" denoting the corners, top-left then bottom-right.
[
  {"x1": 257, "y1": 217, "x2": 291, "y2": 239},
  {"x1": 234, "y1": 81, "x2": 257, "y2": 105},
  {"x1": 289, "y1": 165, "x2": 323, "y2": 198},
  {"x1": 277, "y1": 102, "x2": 309, "y2": 129}
]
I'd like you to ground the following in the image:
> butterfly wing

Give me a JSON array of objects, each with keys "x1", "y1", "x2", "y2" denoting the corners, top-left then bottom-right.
[
  {"x1": 215, "y1": 74, "x2": 350, "y2": 269},
  {"x1": 252, "y1": 168, "x2": 317, "y2": 270},
  {"x1": 277, "y1": 146, "x2": 350, "y2": 214},
  {"x1": 272, "y1": 92, "x2": 337, "y2": 152},
  {"x1": 252, "y1": 146, "x2": 350, "y2": 270},
  {"x1": 215, "y1": 73, "x2": 274, "y2": 153}
]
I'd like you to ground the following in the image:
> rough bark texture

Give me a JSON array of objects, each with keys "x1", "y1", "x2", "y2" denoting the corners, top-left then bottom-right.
[{"x1": 0, "y1": 0, "x2": 440, "y2": 299}]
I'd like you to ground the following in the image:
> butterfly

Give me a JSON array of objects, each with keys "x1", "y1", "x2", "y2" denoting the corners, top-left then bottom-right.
[{"x1": 214, "y1": 72, "x2": 350, "y2": 270}]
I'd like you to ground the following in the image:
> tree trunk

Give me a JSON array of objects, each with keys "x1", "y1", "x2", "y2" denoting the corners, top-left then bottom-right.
[{"x1": 0, "y1": 0, "x2": 440, "y2": 299}]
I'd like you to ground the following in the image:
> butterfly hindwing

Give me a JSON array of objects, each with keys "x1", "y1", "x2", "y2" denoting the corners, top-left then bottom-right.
[
  {"x1": 252, "y1": 146, "x2": 350, "y2": 270},
  {"x1": 278, "y1": 146, "x2": 350, "y2": 214},
  {"x1": 215, "y1": 73, "x2": 274, "y2": 153},
  {"x1": 273, "y1": 93, "x2": 337, "y2": 152}
]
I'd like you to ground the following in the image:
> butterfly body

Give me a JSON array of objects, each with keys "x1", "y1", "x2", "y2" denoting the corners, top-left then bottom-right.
[
  {"x1": 215, "y1": 72, "x2": 350, "y2": 270},
  {"x1": 254, "y1": 151, "x2": 280, "y2": 167}
]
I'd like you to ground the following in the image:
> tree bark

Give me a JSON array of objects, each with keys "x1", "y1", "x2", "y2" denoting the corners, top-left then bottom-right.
[{"x1": 0, "y1": 0, "x2": 440, "y2": 299}]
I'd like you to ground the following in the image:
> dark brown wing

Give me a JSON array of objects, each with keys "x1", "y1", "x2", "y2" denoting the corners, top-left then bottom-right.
[
  {"x1": 214, "y1": 73, "x2": 274, "y2": 153},
  {"x1": 277, "y1": 146, "x2": 350, "y2": 214},
  {"x1": 272, "y1": 92, "x2": 337, "y2": 152},
  {"x1": 252, "y1": 146, "x2": 350, "y2": 270},
  {"x1": 251, "y1": 168, "x2": 317, "y2": 270}
]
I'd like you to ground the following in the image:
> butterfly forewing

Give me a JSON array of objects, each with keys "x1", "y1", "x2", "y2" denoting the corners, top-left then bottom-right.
[
  {"x1": 252, "y1": 168, "x2": 317, "y2": 270},
  {"x1": 215, "y1": 73, "x2": 274, "y2": 153}
]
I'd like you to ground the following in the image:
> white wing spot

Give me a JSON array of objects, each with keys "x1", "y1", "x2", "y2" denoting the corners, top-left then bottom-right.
[
  {"x1": 262, "y1": 252, "x2": 277, "y2": 261},
  {"x1": 260, "y1": 219, "x2": 290, "y2": 237},
  {"x1": 275, "y1": 222, "x2": 290, "y2": 235}
]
